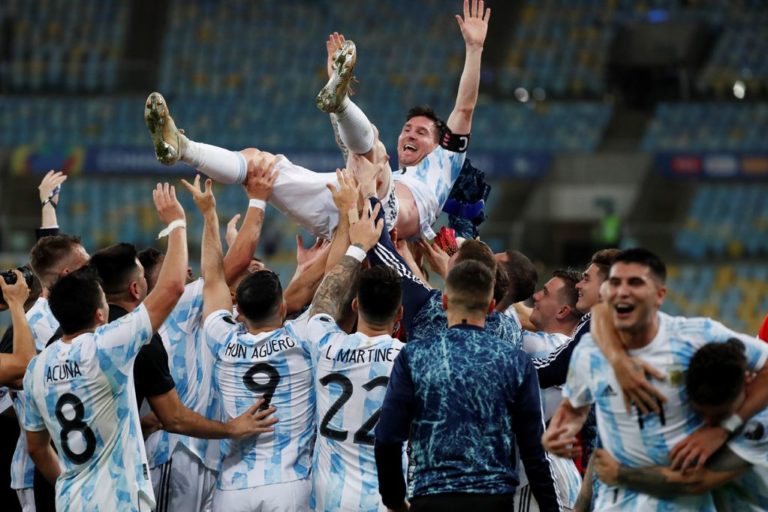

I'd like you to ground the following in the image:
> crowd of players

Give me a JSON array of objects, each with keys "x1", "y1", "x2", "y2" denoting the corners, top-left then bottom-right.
[{"x1": 3, "y1": 1, "x2": 768, "y2": 511}]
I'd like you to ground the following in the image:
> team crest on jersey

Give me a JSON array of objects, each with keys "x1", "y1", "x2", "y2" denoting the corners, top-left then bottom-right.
[{"x1": 667, "y1": 365, "x2": 685, "y2": 386}]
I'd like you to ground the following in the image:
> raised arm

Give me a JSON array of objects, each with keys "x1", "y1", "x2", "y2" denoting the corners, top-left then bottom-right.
[
  {"x1": 222, "y1": 157, "x2": 277, "y2": 285},
  {"x1": 38, "y1": 170, "x2": 67, "y2": 230},
  {"x1": 446, "y1": 0, "x2": 490, "y2": 135},
  {"x1": 143, "y1": 184, "x2": 188, "y2": 331},
  {"x1": 325, "y1": 169, "x2": 360, "y2": 273},
  {"x1": 180, "y1": 176, "x2": 231, "y2": 320},
  {"x1": 309, "y1": 201, "x2": 383, "y2": 321},
  {"x1": 283, "y1": 235, "x2": 331, "y2": 316},
  {"x1": 0, "y1": 271, "x2": 34, "y2": 386}
]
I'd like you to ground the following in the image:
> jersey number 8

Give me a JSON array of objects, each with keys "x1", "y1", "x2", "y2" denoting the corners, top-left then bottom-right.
[{"x1": 55, "y1": 393, "x2": 97, "y2": 464}]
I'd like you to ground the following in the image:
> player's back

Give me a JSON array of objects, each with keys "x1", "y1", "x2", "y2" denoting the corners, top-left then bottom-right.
[
  {"x1": 22, "y1": 307, "x2": 154, "y2": 511},
  {"x1": 309, "y1": 314, "x2": 404, "y2": 512},
  {"x1": 204, "y1": 311, "x2": 315, "y2": 489}
]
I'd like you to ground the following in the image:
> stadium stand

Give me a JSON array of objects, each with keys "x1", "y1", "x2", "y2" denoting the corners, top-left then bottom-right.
[{"x1": 643, "y1": 103, "x2": 768, "y2": 152}]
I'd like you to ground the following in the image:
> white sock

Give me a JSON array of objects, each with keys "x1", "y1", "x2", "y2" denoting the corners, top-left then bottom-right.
[
  {"x1": 334, "y1": 97, "x2": 375, "y2": 155},
  {"x1": 181, "y1": 140, "x2": 247, "y2": 184}
]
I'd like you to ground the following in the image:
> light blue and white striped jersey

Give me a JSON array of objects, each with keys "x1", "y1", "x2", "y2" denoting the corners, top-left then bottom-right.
[
  {"x1": 564, "y1": 312, "x2": 768, "y2": 511},
  {"x1": 11, "y1": 297, "x2": 60, "y2": 490},
  {"x1": 522, "y1": 329, "x2": 570, "y2": 421},
  {"x1": 305, "y1": 313, "x2": 405, "y2": 512},
  {"x1": 22, "y1": 304, "x2": 155, "y2": 511},
  {"x1": 145, "y1": 279, "x2": 220, "y2": 471},
  {"x1": 203, "y1": 310, "x2": 315, "y2": 490},
  {"x1": 392, "y1": 146, "x2": 466, "y2": 239},
  {"x1": 713, "y1": 407, "x2": 768, "y2": 511}
]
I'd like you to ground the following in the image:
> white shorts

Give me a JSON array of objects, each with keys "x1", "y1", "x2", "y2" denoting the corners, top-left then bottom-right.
[
  {"x1": 16, "y1": 488, "x2": 35, "y2": 512},
  {"x1": 270, "y1": 158, "x2": 339, "y2": 240},
  {"x1": 150, "y1": 443, "x2": 217, "y2": 512},
  {"x1": 514, "y1": 454, "x2": 581, "y2": 511},
  {"x1": 270, "y1": 157, "x2": 398, "y2": 239},
  {"x1": 212, "y1": 478, "x2": 311, "y2": 512}
]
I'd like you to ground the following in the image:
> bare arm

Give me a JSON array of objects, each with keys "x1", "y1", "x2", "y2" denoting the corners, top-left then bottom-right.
[
  {"x1": 541, "y1": 398, "x2": 591, "y2": 458},
  {"x1": 574, "y1": 453, "x2": 596, "y2": 512},
  {"x1": 325, "y1": 169, "x2": 360, "y2": 274},
  {"x1": 0, "y1": 271, "x2": 34, "y2": 386},
  {"x1": 309, "y1": 202, "x2": 383, "y2": 321},
  {"x1": 446, "y1": 0, "x2": 490, "y2": 134},
  {"x1": 593, "y1": 447, "x2": 749, "y2": 498},
  {"x1": 148, "y1": 388, "x2": 277, "y2": 439},
  {"x1": 39, "y1": 170, "x2": 66, "y2": 229},
  {"x1": 222, "y1": 158, "x2": 277, "y2": 285},
  {"x1": 26, "y1": 430, "x2": 61, "y2": 484},
  {"x1": 180, "y1": 177, "x2": 231, "y2": 320},
  {"x1": 143, "y1": 184, "x2": 188, "y2": 331},
  {"x1": 283, "y1": 236, "x2": 332, "y2": 316}
]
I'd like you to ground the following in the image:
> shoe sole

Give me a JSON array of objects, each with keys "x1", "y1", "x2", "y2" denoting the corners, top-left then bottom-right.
[
  {"x1": 145, "y1": 92, "x2": 180, "y2": 165},
  {"x1": 316, "y1": 40, "x2": 357, "y2": 113}
]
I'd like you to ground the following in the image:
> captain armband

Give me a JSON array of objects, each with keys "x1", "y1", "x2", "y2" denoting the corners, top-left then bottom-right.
[{"x1": 440, "y1": 130, "x2": 470, "y2": 153}]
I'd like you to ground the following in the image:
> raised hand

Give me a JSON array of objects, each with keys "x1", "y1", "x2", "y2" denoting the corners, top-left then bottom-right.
[
  {"x1": 455, "y1": 0, "x2": 491, "y2": 49},
  {"x1": 181, "y1": 175, "x2": 216, "y2": 215},
  {"x1": 296, "y1": 235, "x2": 331, "y2": 270},
  {"x1": 348, "y1": 153, "x2": 378, "y2": 199},
  {"x1": 225, "y1": 214, "x2": 241, "y2": 248},
  {"x1": 417, "y1": 240, "x2": 450, "y2": 279},
  {"x1": 152, "y1": 183, "x2": 185, "y2": 224},
  {"x1": 38, "y1": 170, "x2": 67, "y2": 204},
  {"x1": 244, "y1": 154, "x2": 279, "y2": 201},
  {"x1": 327, "y1": 168, "x2": 361, "y2": 213},
  {"x1": 325, "y1": 32, "x2": 347, "y2": 79},
  {"x1": 348, "y1": 202, "x2": 384, "y2": 252}
]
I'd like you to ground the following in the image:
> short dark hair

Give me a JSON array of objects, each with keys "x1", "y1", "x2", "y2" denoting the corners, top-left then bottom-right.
[
  {"x1": 90, "y1": 243, "x2": 141, "y2": 298},
  {"x1": 137, "y1": 247, "x2": 164, "y2": 291},
  {"x1": 493, "y1": 265, "x2": 510, "y2": 304},
  {"x1": 29, "y1": 235, "x2": 83, "y2": 287},
  {"x1": 445, "y1": 260, "x2": 494, "y2": 313},
  {"x1": 590, "y1": 248, "x2": 622, "y2": 281},
  {"x1": 613, "y1": 248, "x2": 666, "y2": 284},
  {"x1": 455, "y1": 240, "x2": 496, "y2": 273},
  {"x1": 552, "y1": 268, "x2": 583, "y2": 321},
  {"x1": 357, "y1": 267, "x2": 402, "y2": 326},
  {"x1": 236, "y1": 270, "x2": 283, "y2": 324},
  {"x1": 406, "y1": 105, "x2": 445, "y2": 143},
  {"x1": 499, "y1": 250, "x2": 538, "y2": 304},
  {"x1": 137, "y1": 247, "x2": 163, "y2": 276},
  {"x1": 687, "y1": 339, "x2": 747, "y2": 407},
  {"x1": 48, "y1": 266, "x2": 103, "y2": 335}
]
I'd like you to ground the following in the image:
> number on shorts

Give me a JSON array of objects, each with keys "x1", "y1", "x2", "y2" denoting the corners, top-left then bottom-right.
[
  {"x1": 319, "y1": 373, "x2": 389, "y2": 445},
  {"x1": 243, "y1": 362, "x2": 280, "y2": 407},
  {"x1": 55, "y1": 393, "x2": 96, "y2": 464}
]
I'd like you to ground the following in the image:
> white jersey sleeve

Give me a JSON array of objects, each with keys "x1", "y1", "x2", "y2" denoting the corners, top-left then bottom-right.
[
  {"x1": 26, "y1": 297, "x2": 60, "y2": 350},
  {"x1": 94, "y1": 304, "x2": 154, "y2": 381},
  {"x1": 562, "y1": 335, "x2": 598, "y2": 408},
  {"x1": 698, "y1": 319, "x2": 768, "y2": 371},
  {"x1": 21, "y1": 358, "x2": 45, "y2": 431}
]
